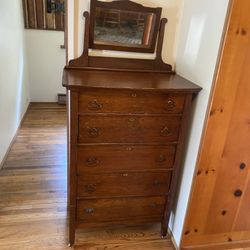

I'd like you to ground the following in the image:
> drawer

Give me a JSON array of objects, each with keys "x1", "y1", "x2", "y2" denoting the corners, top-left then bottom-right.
[
  {"x1": 77, "y1": 172, "x2": 172, "y2": 197},
  {"x1": 79, "y1": 89, "x2": 185, "y2": 114},
  {"x1": 78, "y1": 115, "x2": 181, "y2": 143},
  {"x1": 76, "y1": 145, "x2": 176, "y2": 174},
  {"x1": 77, "y1": 196, "x2": 166, "y2": 222}
]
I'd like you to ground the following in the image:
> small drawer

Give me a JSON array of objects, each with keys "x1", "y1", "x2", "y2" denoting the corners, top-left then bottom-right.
[
  {"x1": 76, "y1": 145, "x2": 176, "y2": 174},
  {"x1": 77, "y1": 172, "x2": 172, "y2": 198},
  {"x1": 77, "y1": 196, "x2": 166, "y2": 222},
  {"x1": 79, "y1": 89, "x2": 185, "y2": 114},
  {"x1": 78, "y1": 115, "x2": 181, "y2": 143}
]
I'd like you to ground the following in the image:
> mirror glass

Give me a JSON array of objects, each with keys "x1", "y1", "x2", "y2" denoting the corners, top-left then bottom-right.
[{"x1": 94, "y1": 7, "x2": 156, "y2": 48}]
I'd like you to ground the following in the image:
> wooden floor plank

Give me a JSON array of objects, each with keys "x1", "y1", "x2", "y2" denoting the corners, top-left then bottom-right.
[{"x1": 0, "y1": 103, "x2": 175, "y2": 250}]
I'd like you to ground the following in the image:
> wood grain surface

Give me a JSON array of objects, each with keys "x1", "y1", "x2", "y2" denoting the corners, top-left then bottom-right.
[
  {"x1": 63, "y1": 69, "x2": 201, "y2": 92},
  {"x1": 22, "y1": 0, "x2": 64, "y2": 31},
  {"x1": 181, "y1": 0, "x2": 250, "y2": 249},
  {"x1": 0, "y1": 103, "x2": 175, "y2": 250}
]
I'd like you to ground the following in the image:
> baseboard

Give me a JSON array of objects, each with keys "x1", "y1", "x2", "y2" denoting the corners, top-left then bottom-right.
[
  {"x1": 0, "y1": 103, "x2": 31, "y2": 170},
  {"x1": 168, "y1": 228, "x2": 179, "y2": 250}
]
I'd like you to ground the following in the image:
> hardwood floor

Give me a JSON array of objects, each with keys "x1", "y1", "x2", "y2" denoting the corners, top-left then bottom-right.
[{"x1": 0, "y1": 103, "x2": 175, "y2": 250}]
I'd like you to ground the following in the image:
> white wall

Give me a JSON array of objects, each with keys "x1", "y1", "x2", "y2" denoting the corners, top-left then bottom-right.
[
  {"x1": 25, "y1": 30, "x2": 65, "y2": 102},
  {"x1": 170, "y1": 0, "x2": 230, "y2": 246},
  {"x1": 0, "y1": 1, "x2": 30, "y2": 165}
]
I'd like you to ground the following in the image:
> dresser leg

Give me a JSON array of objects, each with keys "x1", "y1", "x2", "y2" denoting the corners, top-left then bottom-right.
[
  {"x1": 69, "y1": 225, "x2": 75, "y2": 247},
  {"x1": 161, "y1": 221, "x2": 168, "y2": 238},
  {"x1": 69, "y1": 229, "x2": 75, "y2": 247}
]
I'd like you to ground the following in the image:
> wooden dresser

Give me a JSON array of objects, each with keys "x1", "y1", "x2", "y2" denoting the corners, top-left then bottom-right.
[
  {"x1": 63, "y1": 69, "x2": 201, "y2": 245},
  {"x1": 63, "y1": 0, "x2": 201, "y2": 245}
]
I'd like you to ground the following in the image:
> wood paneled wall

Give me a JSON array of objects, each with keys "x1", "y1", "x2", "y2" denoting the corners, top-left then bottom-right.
[
  {"x1": 181, "y1": 0, "x2": 250, "y2": 249},
  {"x1": 22, "y1": 0, "x2": 65, "y2": 31}
]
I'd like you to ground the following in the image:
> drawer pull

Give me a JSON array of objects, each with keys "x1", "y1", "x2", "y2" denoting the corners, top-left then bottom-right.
[
  {"x1": 122, "y1": 173, "x2": 129, "y2": 177},
  {"x1": 131, "y1": 93, "x2": 137, "y2": 98},
  {"x1": 85, "y1": 184, "x2": 97, "y2": 193},
  {"x1": 160, "y1": 126, "x2": 171, "y2": 137},
  {"x1": 84, "y1": 208, "x2": 94, "y2": 214},
  {"x1": 86, "y1": 157, "x2": 99, "y2": 167},
  {"x1": 150, "y1": 203, "x2": 158, "y2": 208},
  {"x1": 128, "y1": 117, "x2": 137, "y2": 123},
  {"x1": 166, "y1": 99, "x2": 176, "y2": 110},
  {"x1": 88, "y1": 99, "x2": 102, "y2": 111},
  {"x1": 154, "y1": 180, "x2": 161, "y2": 186},
  {"x1": 156, "y1": 155, "x2": 166, "y2": 164},
  {"x1": 87, "y1": 127, "x2": 99, "y2": 138}
]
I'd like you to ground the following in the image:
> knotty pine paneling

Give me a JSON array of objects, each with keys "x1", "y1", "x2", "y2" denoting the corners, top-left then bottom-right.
[
  {"x1": 22, "y1": 0, "x2": 64, "y2": 31},
  {"x1": 181, "y1": 0, "x2": 250, "y2": 249}
]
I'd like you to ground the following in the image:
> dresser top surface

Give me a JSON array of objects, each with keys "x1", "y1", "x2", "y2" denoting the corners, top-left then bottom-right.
[{"x1": 63, "y1": 68, "x2": 201, "y2": 93}]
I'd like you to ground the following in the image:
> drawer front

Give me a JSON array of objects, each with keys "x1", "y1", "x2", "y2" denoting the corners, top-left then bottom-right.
[
  {"x1": 79, "y1": 89, "x2": 185, "y2": 114},
  {"x1": 77, "y1": 196, "x2": 166, "y2": 222},
  {"x1": 78, "y1": 115, "x2": 181, "y2": 143},
  {"x1": 77, "y1": 172, "x2": 171, "y2": 197},
  {"x1": 76, "y1": 145, "x2": 176, "y2": 174}
]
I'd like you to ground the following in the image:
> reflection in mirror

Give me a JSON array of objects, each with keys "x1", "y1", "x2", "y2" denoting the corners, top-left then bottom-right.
[{"x1": 94, "y1": 7, "x2": 156, "y2": 48}]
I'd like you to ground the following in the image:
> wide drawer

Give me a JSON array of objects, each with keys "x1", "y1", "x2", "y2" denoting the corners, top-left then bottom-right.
[
  {"x1": 76, "y1": 145, "x2": 176, "y2": 174},
  {"x1": 77, "y1": 172, "x2": 172, "y2": 198},
  {"x1": 78, "y1": 115, "x2": 181, "y2": 143},
  {"x1": 79, "y1": 89, "x2": 185, "y2": 114},
  {"x1": 77, "y1": 196, "x2": 166, "y2": 222}
]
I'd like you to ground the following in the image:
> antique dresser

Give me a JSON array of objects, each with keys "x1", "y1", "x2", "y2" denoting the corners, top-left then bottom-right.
[{"x1": 63, "y1": 0, "x2": 201, "y2": 246}]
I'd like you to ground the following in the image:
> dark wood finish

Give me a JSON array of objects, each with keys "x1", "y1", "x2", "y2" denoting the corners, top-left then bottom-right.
[
  {"x1": 64, "y1": 69, "x2": 201, "y2": 246},
  {"x1": 63, "y1": 69, "x2": 201, "y2": 93},
  {"x1": 0, "y1": 103, "x2": 176, "y2": 249},
  {"x1": 76, "y1": 144, "x2": 176, "y2": 174},
  {"x1": 64, "y1": 0, "x2": 201, "y2": 245},
  {"x1": 55, "y1": 0, "x2": 64, "y2": 31},
  {"x1": 77, "y1": 196, "x2": 166, "y2": 222},
  {"x1": 67, "y1": 11, "x2": 174, "y2": 73},
  {"x1": 22, "y1": 0, "x2": 29, "y2": 28},
  {"x1": 27, "y1": 0, "x2": 37, "y2": 28},
  {"x1": 78, "y1": 114, "x2": 181, "y2": 144},
  {"x1": 79, "y1": 89, "x2": 186, "y2": 114},
  {"x1": 77, "y1": 172, "x2": 172, "y2": 198},
  {"x1": 181, "y1": 0, "x2": 250, "y2": 249},
  {"x1": 68, "y1": 91, "x2": 78, "y2": 246},
  {"x1": 89, "y1": 0, "x2": 162, "y2": 53},
  {"x1": 22, "y1": 0, "x2": 65, "y2": 31},
  {"x1": 35, "y1": 0, "x2": 45, "y2": 29}
]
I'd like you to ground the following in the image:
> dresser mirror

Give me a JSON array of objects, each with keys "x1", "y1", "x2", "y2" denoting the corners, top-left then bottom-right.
[{"x1": 89, "y1": 0, "x2": 162, "y2": 53}]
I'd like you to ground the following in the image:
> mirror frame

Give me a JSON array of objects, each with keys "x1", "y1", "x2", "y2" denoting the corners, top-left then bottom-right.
[{"x1": 89, "y1": 0, "x2": 162, "y2": 53}]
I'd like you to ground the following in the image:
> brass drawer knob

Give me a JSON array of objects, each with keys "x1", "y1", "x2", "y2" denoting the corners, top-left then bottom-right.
[
  {"x1": 128, "y1": 117, "x2": 138, "y2": 123},
  {"x1": 88, "y1": 99, "x2": 102, "y2": 111},
  {"x1": 85, "y1": 184, "x2": 97, "y2": 193},
  {"x1": 154, "y1": 180, "x2": 161, "y2": 186},
  {"x1": 122, "y1": 173, "x2": 129, "y2": 177},
  {"x1": 86, "y1": 157, "x2": 99, "y2": 167},
  {"x1": 84, "y1": 208, "x2": 94, "y2": 214},
  {"x1": 156, "y1": 155, "x2": 166, "y2": 164},
  {"x1": 131, "y1": 93, "x2": 137, "y2": 98},
  {"x1": 166, "y1": 99, "x2": 176, "y2": 110},
  {"x1": 150, "y1": 203, "x2": 158, "y2": 208},
  {"x1": 87, "y1": 127, "x2": 99, "y2": 138},
  {"x1": 160, "y1": 126, "x2": 171, "y2": 137}
]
